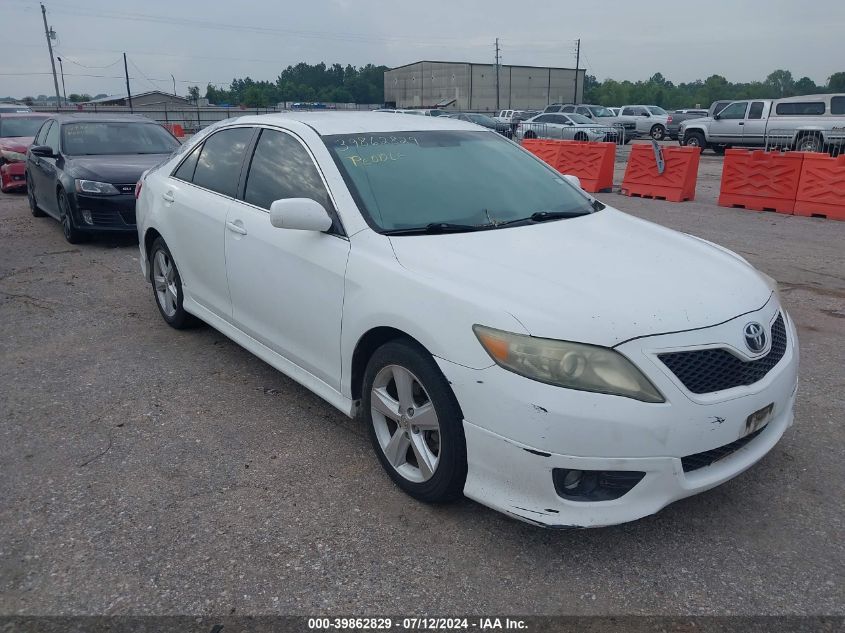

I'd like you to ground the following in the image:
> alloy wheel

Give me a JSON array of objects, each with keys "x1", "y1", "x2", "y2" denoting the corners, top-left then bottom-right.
[
  {"x1": 370, "y1": 364, "x2": 441, "y2": 483},
  {"x1": 152, "y1": 249, "x2": 179, "y2": 318}
]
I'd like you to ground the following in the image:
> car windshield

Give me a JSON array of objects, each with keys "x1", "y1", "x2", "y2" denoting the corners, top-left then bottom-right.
[
  {"x1": 60, "y1": 122, "x2": 182, "y2": 155},
  {"x1": 567, "y1": 113, "x2": 593, "y2": 124},
  {"x1": 648, "y1": 106, "x2": 668, "y2": 116},
  {"x1": 0, "y1": 117, "x2": 48, "y2": 137},
  {"x1": 325, "y1": 131, "x2": 594, "y2": 233},
  {"x1": 588, "y1": 106, "x2": 614, "y2": 117}
]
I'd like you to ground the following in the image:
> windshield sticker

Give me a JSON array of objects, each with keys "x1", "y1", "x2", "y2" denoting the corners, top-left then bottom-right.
[
  {"x1": 346, "y1": 152, "x2": 406, "y2": 167},
  {"x1": 335, "y1": 136, "x2": 419, "y2": 151}
]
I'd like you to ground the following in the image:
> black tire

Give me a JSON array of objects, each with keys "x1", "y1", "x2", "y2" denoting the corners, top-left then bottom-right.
[
  {"x1": 712, "y1": 145, "x2": 726, "y2": 155},
  {"x1": 26, "y1": 172, "x2": 46, "y2": 217},
  {"x1": 794, "y1": 133, "x2": 823, "y2": 153},
  {"x1": 523, "y1": 130, "x2": 536, "y2": 140},
  {"x1": 57, "y1": 189, "x2": 85, "y2": 244},
  {"x1": 574, "y1": 132, "x2": 588, "y2": 142},
  {"x1": 650, "y1": 124, "x2": 666, "y2": 141},
  {"x1": 148, "y1": 237, "x2": 200, "y2": 329},
  {"x1": 683, "y1": 131, "x2": 706, "y2": 151},
  {"x1": 362, "y1": 339, "x2": 467, "y2": 503}
]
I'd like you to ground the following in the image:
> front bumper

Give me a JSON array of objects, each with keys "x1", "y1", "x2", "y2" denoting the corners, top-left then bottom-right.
[
  {"x1": 0, "y1": 162, "x2": 26, "y2": 191},
  {"x1": 68, "y1": 191, "x2": 137, "y2": 234},
  {"x1": 437, "y1": 303, "x2": 799, "y2": 527}
]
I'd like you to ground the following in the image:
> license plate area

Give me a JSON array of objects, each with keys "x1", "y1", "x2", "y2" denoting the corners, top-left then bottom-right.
[{"x1": 744, "y1": 402, "x2": 774, "y2": 438}]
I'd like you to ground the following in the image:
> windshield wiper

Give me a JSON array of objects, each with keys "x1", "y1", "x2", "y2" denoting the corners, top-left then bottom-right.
[{"x1": 382, "y1": 222, "x2": 485, "y2": 235}]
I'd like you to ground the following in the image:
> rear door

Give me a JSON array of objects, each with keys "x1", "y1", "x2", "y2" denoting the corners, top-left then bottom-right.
[
  {"x1": 741, "y1": 101, "x2": 767, "y2": 146},
  {"x1": 224, "y1": 127, "x2": 350, "y2": 389},
  {"x1": 163, "y1": 126, "x2": 255, "y2": 320},
  {"x1": 710, "y1": 101, "x2": 749, "y2": 144}
]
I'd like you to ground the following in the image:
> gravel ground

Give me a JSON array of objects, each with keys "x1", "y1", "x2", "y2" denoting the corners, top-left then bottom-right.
[{"x1": 1, "y1": 153, "x2": 843, "y2": 616}]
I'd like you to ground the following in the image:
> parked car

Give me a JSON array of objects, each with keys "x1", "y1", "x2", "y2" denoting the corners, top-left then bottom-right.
[
  {"x1": 666, "y1": 109, "x2": 709, "y2": 140},
  {"x1": 617, "y1": 105, "x2": 671, "y2": 140},
  {"x1": 449, "y1": 112, "x2": 513, "y2": 138},
  {"x1": 25, "y1": 113, "x2": 180, "y2": 243},
  {"x1": 0, "y1": 112, "x2": 50, "y2": 192},
  {"x1": 516, "y1": 112, "x2": 619, "y2": 143},
  {"x1": 608, "y1": 107, "x2": 620, "y2": 116},
  {"x1": 680, "y1": 93, "x2": 845, "y2": 153},
  {"x1": 0, "y1": 103, "x2": 32, "y2": 113},
  {"x1": 136, "y1": 112, "x2": 798, "y2": 528},
  {"x1": 567, "y1": 104, "x2": 638, "y2": 142}
]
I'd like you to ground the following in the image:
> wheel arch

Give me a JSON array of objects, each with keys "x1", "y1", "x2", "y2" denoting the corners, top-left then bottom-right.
[
  {"x1": 350, "y1": 326, "x2": 428, "y2": 401},
  {"x1": 143, "y1": 228, "x2": 164, "y2": 280}
]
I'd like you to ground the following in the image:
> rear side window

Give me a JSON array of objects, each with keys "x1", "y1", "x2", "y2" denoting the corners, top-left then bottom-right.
[
  {"x1": 243, "y1": 129, "x2": 331, "y2": 211},
  {"x1": 775, "y1": 101, "x2": 825, "y2": 115},
  {"x1": 561, "y1": 106, "x2": 575, "y2": 113},
  {"x1": 172, "y1": 144, "x2": 201, "y2": 182},
  {"x1": 533, "y1": 115, "x2": 551, "y2": 123},
  {"x1": 717, "y1": 102, "x2": 748, "y2": 119},
  {"x1": 829, "y1": 96, "x2": 844, "y2": 115},
  {"x1": 192, "y1": 127, "x2": 254, "y2": 197},
  {"x1": 748, "y1": 102, "x2": 765, "y2": 119}
]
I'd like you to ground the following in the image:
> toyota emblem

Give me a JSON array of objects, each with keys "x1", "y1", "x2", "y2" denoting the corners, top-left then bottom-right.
[{"x1": 743, "y1": 322, "x2": 767, "y2": 353}]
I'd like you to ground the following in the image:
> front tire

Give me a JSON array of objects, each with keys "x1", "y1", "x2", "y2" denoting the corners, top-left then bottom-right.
[
  {"x1": 58, "y1": 189, "x2": 84, "y2": 243},
  {"x1": 650, "y1": 124, "x2": 666, "y2": 141},
  {"x1": 683, "y1": 131, "x2": 706, "y2": 151},
  {"x1": 27, "y1": 173, "x2": 46, "y2": 217},
  {"x1": 362, "y1": 339, "x2": 467, "y2": 503},
  {"x1": 149, "y1": 237, "x2": 200, "y2": 329}
]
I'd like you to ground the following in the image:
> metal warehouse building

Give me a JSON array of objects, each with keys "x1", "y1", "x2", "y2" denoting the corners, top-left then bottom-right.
[{"x1": 384, "y1": 60, "x2": 585, "y2": 112}]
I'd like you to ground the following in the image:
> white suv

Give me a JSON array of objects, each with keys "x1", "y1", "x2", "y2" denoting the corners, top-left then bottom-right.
[{"x1": 618, "y1": 105, "x2": 670, "y2": 140}]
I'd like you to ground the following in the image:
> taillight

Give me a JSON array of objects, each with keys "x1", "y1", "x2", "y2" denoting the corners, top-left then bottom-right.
[
  {"x1": 134, "y1": 180, "x2": 142, "y2": 199},
  {"x1": 667, "y1": 115, "x2": 673, "y2": 123}
]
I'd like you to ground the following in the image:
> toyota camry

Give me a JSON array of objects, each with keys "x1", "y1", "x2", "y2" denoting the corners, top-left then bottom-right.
[{"x1": 135, "y1": 113, "x2": 799, "y2": 527}]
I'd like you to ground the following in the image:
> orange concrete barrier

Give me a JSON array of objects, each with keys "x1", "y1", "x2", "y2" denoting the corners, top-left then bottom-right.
[
  {"x1": 521, "y1": 139, "x2": 562, "y2": 167},
  {"x1": 164, "y1": 123, "x2": 185, "y2": 138},
  {"x1": 554, "y1": 141, "x2": 615, "y2": 193},
  {"x1": 522, "y1": 140, "x2": 615, "y2": 193},
  {"x1": 794, "y1": 153, "x2": 845, "y2": 221},
  {"x1": 718, "y1": 150, "x2": 804, "y2": 214},
  {"x1": 621, "y1": 144, "x2": 700, "y2": 202}
]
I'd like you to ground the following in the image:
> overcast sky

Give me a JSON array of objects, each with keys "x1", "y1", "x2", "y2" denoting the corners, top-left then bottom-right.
[{"x1": 2, "y1": 0, "x2": 843, "y2": 99}]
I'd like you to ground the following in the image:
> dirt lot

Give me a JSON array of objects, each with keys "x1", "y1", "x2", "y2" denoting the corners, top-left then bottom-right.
[{"x1": 1, "y1": 153, "x2": 843, "y2": 616}]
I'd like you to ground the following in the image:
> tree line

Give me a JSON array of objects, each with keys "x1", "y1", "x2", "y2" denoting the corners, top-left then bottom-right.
[
  {"x1": 190, "y1": 62, "x2": 388, "y2": 107},
  {"x1": 583, "y1": 70, "x2": 845, "y2": 109}
]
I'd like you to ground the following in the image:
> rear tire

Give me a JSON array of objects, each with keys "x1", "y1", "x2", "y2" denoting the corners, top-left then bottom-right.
[
  {"x1": 149, "y1": 237, "x2": 200, "y2": 329},
  {"x1": 712, "y1": 145, "x2": 727, "y2": 155},
  {"x1": 523, "y1": 130, "x2": 536, "y2": 140},
  {"x1": 795, "y1": 133, "x2": 823, "y2": 153},
  {"x1": 362, "y1": 339, "x2": 467, "y2": 503},
  {"x1": 574, "y1": 132, "x2": 588, "y2": 142},
  {"x1": 26, "y1": 173, "x2": 46, "y2": 217}
]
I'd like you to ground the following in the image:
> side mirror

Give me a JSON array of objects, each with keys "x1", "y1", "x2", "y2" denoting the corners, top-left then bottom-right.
[
  {"x1": 30, "y1": 145, "x2": 55, "y2": 158},
  {"x1": 269, "y1": 198, "x2": 333, "y2": 232},
  {"x1": 562, "y1": 174, "x2": 582, "y2": 189}
]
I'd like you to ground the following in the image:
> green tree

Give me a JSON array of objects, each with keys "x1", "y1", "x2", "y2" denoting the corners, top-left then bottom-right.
[
  {"x1": 827, "y1": 72, "x2": 845, "y2": 92},
  {"x1": 187, "y1": 86, "x2": 200, "y2": 102},
  {"x1": 765, "y1": 70, "x2": 795, "y2": 97}
]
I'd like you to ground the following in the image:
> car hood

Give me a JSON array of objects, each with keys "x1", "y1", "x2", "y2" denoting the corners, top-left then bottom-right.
[
  {"x1": 66, "y1": 153, "x2": 171, "y2": 183},
  {"x1": 388, "y1": 208, "x2": 773, "y2": 347},
  {"x1": 0, "y1": 136, "x2": 33, "y2": 153}
]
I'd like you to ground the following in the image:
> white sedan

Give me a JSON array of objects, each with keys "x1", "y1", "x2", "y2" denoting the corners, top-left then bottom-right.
[
  {"x1": 516, "y1": 112, "x2": 620, "y2": 143},
  {"x1": 136, "y1": 113, "x2": 798, "y2": 527}
]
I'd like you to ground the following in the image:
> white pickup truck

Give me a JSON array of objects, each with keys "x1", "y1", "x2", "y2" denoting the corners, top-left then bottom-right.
[{"x1": 679, "y1": 93, "x2": 845, "y2": 154}]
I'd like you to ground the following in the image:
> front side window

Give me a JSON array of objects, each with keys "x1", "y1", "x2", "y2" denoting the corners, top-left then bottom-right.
[
  {"x1": 60, "y1": 122, "x2": 180, "y2": 156},
  {"x1": 718, "y1": 102, "x2": 749, "y2": 120},
  {"x1": 192, "y1": 127, "x2": 254, "y2": 197},
  {"x1": 45, "y1": 121, "x2": 60, "y2": 152},
  {"x1": 325, "y1": 131, "x2": 594, "y2": 233},
  {"x1": 647, "y1": 106, "x2": 668, "y2": 116},
  {"x1": 588, "y1": 106, "x2": 614, "y2": 118},
  {"x1": 567, "y1": 114, "x2": 593, "y2": 125},
  {"x1": 243, "y1": 129, "x2": 331, "y2": 212},
  {"x1": 34, "y1": 120, "x2": 52, "y2": 146}
]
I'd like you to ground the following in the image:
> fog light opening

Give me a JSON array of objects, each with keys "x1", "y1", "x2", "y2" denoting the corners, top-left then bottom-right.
[
  {"x1": 553, "y1": 468, "x2": 645, "y2": 502},
  {"x1": 81, "y1": 210, "x2": 93, "y2": 225}
]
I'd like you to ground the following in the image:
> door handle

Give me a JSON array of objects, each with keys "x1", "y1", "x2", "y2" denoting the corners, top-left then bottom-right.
[
  {"x1": 226, "y1": 220, "x2": 247, "y2": 235},
  {"x1": 738, "y1": 122, "x2": 744, "y2": 126},
  {"x1": 162, "y1": 191, "x2": 175, "y2": 202}
]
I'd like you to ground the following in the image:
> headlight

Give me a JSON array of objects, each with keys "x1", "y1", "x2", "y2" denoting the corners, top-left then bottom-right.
[
  {"x1": 0, "y1": 149, "x2": 26, "y2": 162},
  {"x1": 75, "y1": 179, "x2": 120, "y2": 195},
  {"x1": 473, "y1": 325, "x2": 665, "y2": 403}
]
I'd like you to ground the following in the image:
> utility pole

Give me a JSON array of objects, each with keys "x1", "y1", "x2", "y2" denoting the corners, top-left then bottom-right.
[
  {"x1": 573, "y1": 38, "x2": 581, "y2": 104},
  {"x1": 171, "y1": 74, "x2": 176, "y2": 96},
  {"x1": 40, "y1": 3, "x2": 61, "y2": 106},
  {"x1": 494, "y1": 38, "x2": 501, "y2": 112},
  {"x1": 56, "y1": 56, "x2": 67, "y2": 106},
  {"x1": 123, "y1": 52, "x2": 133, "y2": 112}
]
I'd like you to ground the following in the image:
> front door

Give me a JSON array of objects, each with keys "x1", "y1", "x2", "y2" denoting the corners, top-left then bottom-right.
[
  {"x1": 709, "y1": 101, "x2": 749, "y2": 144},
  {"x1": 224, "y1": 127, "x2": 350, "y2": 390}
]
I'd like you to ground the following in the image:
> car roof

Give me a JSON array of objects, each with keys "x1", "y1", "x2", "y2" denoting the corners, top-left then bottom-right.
[
  {"x1": 218, "y1": 111, "x2": 482, "y2": 135},
  {"x1": 43, "y1": 113, "x2": 161, "y2": 124}
]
